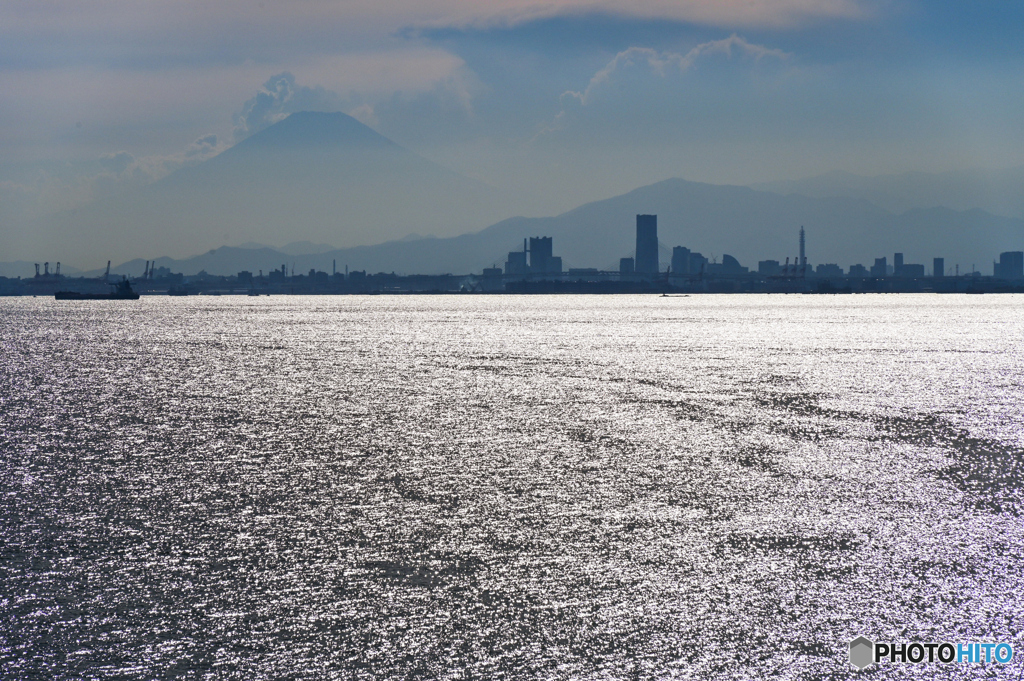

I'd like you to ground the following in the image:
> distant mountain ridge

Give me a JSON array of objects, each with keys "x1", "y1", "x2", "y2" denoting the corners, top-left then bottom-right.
[
  {"x1": 755, "y1": 167, "x2": 1024, "y2": 220},
  {"x1": 18, "y1": 111, "x2": 515, "y2": 267},
  {"x1": 101, "y1": 178, "x2": 1024, "y2": 277}
]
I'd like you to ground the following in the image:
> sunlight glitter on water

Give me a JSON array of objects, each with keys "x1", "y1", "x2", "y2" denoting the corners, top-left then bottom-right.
[{"x1": 2, "y1": 294, "x2": 1024, "y2": 679}]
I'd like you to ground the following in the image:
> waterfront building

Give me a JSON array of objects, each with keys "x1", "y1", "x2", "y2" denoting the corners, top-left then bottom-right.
[
  {"x1": 902, "y1": 264, "x2": 925, "y2": 278},
  {"x1": 528, "y1": 237, "x2": 553, "y2": 273},
  {"x1": 815, "y1": 264, "x2": 844, "y2": 278},
  {"x1": 707, "y1": 255, "x2": 748, "y2": 276},
  {"x1": 671, "y1": 247, "x2": 691, "y2": 275},
  {"x1": 995, "y1": 251, "x2": 1024, "y2": 279},
  {"x1": 689, "y1": 252, "x2": 709, "y2": 275},
  {"x1": 505, "y1": 251, "x2": 528, "y2": 276},
  {"x1": 870, "y1": 257, "x2": 887, "y2": 278}
]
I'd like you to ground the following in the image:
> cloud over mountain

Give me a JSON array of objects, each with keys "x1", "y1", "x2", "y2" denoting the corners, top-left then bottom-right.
[
  {"x1": 233, "y1": 73, "x2": 345, "y2": 141},
  {"x1": 19, "y1": 111, "x2": 515, "y2": 266}
]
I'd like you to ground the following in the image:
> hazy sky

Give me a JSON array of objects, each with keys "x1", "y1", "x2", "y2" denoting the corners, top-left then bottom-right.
[{"x1": 3, "y1": 0, "x2": 1024, "y2": 225}]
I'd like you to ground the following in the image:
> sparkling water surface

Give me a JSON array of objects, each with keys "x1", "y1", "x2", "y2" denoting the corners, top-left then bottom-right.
[{"x1": 2, "y1": 294, "x2": 1024, "y2": 679}]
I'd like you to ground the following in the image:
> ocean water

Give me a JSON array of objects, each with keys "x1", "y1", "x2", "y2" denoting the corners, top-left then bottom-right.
[{"x1": 2, "y1": 294, "x2": 1023, "y2": 679}]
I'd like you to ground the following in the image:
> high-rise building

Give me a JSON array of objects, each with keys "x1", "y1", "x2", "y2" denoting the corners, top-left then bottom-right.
[
  {"x1": 933, "y1": 257, "x2": 944, "y2": 278},
  {"x1": 689, "y1": 252, "x2": 708, "y2": 275},
  {"x1": 505, "y1": 251, "x2": 528, "y2": 276},
  {"x1": 799, "y1": 227, "x2": 806, "y2": 268},
  {"x1": 671, "y1": 246, "x2": 691, "y2": 275},
  {"x1": 893, "y1": 253, "x2": 904, "y2": 276},
  {"x1": 529, "y1": 237, "x2": 553, "y2": 273},
  {"x1": 619, "y1": 258, "x2": 635, "y2": 276},
  {"x1": 635, "y1": 215, "x2": 659, "y2": 277},
  {"x1": 870, "y1": 257, "x2": 887, "y2": 278},
  {"x1": 996, "y1": 251, "x2": 1024, "y2": 279}
]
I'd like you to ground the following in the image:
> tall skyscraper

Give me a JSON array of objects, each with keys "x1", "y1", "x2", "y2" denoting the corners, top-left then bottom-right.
[
  {"x1": 894, "y1": 253, "x2": 904, "y2": 276},
  {"x1": 933, "y1": 258, "x2": 944, "y2": 278},
  {"x1": 635, "y1": 215, "x2": 659, "y2": 277}
]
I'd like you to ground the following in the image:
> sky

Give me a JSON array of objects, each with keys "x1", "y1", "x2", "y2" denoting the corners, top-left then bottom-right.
[{"x1": 3, "y1": 0, "x2": 1024, "y2": 243}]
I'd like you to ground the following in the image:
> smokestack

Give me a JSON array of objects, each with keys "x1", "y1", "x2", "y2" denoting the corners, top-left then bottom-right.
[{"x1": 799, "y1": 227, "x2": 806, "y2": 267}]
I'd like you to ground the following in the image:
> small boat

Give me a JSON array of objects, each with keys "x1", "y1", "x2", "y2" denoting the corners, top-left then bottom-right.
[{"x1": 55, "y1": 278, "x2": 140, "y2": 300}]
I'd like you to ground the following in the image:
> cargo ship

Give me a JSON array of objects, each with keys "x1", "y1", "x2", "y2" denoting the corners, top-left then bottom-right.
[{"x1": 55, "y1": 278, "x2": 141, "y2": 300}]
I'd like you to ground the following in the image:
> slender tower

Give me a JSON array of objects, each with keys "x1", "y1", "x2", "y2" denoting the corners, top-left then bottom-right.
[{"x1": 799, "y1": 227, "x2": 806, "y2": 268}]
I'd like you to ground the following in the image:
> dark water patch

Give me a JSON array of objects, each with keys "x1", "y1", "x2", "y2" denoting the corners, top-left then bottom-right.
[
  {"x1": 724, "y1": 531, "x2": 861, "y2": 554},
  {"x1": 361, "y1": 556, "x2": 484, "y2": 589},
  {"x1": 753, "y1": 383, "x2": 1024, "y2": 515},
  {"x1": 866, "y1": 413, "x2": 1024, "y2": 514},
  {"x1": 730, "y1": 444, "x2": 790, "y2": 478},
  {"x1": 755, "y1": 390, "x2": 826, "y2": 416}
]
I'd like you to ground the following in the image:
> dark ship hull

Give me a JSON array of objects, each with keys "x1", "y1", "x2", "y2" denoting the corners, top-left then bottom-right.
[
  {"x1": 55, "y1": 291, "x2": 141, "y2": 300},
  {"x1": 55, "y1": 278, "x2": 140, "y2": 300}
]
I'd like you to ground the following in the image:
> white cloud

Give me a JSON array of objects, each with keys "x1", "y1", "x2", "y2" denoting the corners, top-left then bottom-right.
[
  {"x1": 540, "y1": 35, "x2": 789, "y2": 137},
  {"x1": 232, "y1": 73, "x2": 341, "y2": 141},
  {"x1": 566, "y1": 35, "x2": 789, "y2": 107},
  {"x1": 232, "y1": 64, "x2": 479, "y2": 141}
]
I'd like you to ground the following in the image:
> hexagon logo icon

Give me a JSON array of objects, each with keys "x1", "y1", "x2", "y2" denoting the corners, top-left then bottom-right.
[{"x1": 849, "y1": 636, "x2": 874, "y2": 669}]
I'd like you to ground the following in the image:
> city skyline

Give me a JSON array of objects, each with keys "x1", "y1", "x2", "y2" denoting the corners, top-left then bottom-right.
[{"x1": 9, "y1": 216, "x2": 1023, "y2": 297}]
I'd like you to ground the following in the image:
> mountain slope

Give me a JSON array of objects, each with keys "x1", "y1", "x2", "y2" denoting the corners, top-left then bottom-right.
[
  {"x1": 25, "y1": 112, "x2": 514, "y2": 267},
  {"x1": 754, "y1": 167, "x2": 1024, "y2": 220}
]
